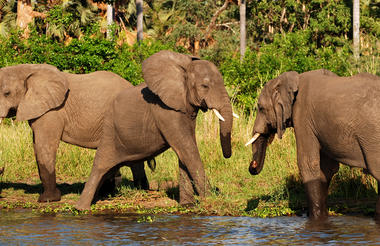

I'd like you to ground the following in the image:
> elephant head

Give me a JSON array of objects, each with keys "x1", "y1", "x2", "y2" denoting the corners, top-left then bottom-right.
[
  {"x1": 0, "y1": 64, "x2": 69, "y2": 121},
  {"x1": 247, "y1": 71, "x2": 299, "y2": 175},
  {"x1": 142, "y1": 50, "x2": 233, "y2": 158}
]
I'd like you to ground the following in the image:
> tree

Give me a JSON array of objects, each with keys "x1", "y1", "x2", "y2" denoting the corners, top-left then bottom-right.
[
  {"x1": 353, "y1": 0, "x2": 360, "y2": 59},
  {"x1": 16, "y1": 0, "x2": 45, "y2": 38},
  {"x1": 106, "y1": 4, "x2": 113, "y2": 39},
  {"x1": 240, "y1": 0, "x2": 246, "y2": 62},
  {"x1": 0, "y1": 0, "x2": 17, "y2": 37},
  {"x1": 136, "y1": 0, "x2": 143, "y2": 42}
]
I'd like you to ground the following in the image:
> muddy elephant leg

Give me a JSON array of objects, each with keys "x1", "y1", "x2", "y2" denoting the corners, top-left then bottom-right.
[
  {"x1": 29, "y1": 116, "x2": 63, "y2": 202},
  {"x1": 131, "y1": 161, "x2": 149, "y2": 190},
  {"x1": 301, "y1": 153, "x2": 339, "y2": 220},
  {"x1": 295, "y1": 129, "x2": 327, "y2": 220}
]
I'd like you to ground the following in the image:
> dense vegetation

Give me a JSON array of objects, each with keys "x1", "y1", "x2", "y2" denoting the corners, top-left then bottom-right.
[
  {"x1": 1, "y1": 0, "x2": 379, "y2": 110},
  {"x1": 0, "y1": 0, "x2": 379, "y2": 216}
]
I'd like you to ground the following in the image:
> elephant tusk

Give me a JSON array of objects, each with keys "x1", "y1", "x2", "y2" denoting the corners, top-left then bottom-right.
[
  {"x1": 212, "y1": 109, "x2": 225, "y2": 122},
  {"x1": 245, "y1": 133, "x2": 260, "y2": 146},
  {"x1": 233, "y1": 112, "x2": 239, "y2": 119}
]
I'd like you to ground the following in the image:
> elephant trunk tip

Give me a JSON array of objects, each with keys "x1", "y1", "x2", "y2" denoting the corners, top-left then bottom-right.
[
  {"x1": 249, "y1": 160, "x2": 260, "y2": 175},
  {"x1": 223, "y1": 149, "x2": 232, "y2": 158},
  {"x1": 220, "y1": 132, "x2": 232, "y2": 158}
]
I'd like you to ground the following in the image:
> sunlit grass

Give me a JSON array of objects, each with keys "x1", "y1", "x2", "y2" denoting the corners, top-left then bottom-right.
[{"x1": 0, "y1": 104, "x2": 377, "y2": 216}]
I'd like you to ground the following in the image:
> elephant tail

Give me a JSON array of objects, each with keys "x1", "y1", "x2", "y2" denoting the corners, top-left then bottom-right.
[{"x1": 147, "y1": 158, "x2": 156, "y2": 172}]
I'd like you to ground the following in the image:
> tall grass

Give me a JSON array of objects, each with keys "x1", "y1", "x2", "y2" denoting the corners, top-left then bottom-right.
[{"x1": 0, "y1": 104, "x2": 377, "y2": 215}]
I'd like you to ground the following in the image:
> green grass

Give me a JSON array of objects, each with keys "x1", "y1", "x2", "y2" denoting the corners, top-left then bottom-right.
[{"x1": 0, "y1": 106, "x2": 377, "y2": 217}]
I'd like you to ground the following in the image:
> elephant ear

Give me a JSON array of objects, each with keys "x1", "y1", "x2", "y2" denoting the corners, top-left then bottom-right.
[
  {"x1": 142, "y1": 50, "x2": 197, "y2": 112},
  {"x1": 16, "y1": 69, "x2": 69, "y2": 121},
  {"x1": 272, "y1": 71, "x2": 299, "y2": 139}
]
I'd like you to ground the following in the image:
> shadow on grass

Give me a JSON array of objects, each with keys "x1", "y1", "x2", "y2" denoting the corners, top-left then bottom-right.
[
  {"x1": 245, "y1": 172, "x2": 378, "y2": 216},
  {"x1": 0, "y1": 177, "x2": 136, "y2": 199},
  {"x1": 0, "y1": 182, "x2": 85, "y2": 196}
]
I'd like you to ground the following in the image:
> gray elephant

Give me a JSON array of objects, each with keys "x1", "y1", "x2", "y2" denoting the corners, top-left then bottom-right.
[
  {"x1": 75, "y1": 50, "x2": 233, "y2": 210},
  {"x1": 246, "y1": 69, "x2": 380, "y2": 220},
  {"x1": 0, "y1": 64, "x2": 149, "y2": 202}
]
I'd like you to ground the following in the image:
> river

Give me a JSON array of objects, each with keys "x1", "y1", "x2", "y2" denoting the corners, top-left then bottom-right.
[{"x1": 0, "y1": 210, "x2": 379, "y2": 245}]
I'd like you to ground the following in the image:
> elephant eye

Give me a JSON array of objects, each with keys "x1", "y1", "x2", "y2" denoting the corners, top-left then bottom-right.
[
  {"x1": 4, "y1": 91, "x2": 10, "y2": 97},
  {"x1": 201, "y1": 84, "x2": 209, "y2": 89}
]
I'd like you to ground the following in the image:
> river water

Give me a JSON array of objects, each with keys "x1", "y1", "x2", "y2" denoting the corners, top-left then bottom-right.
[{"x1": 0, "y1": 210, "x2": 379, "y2": 245}]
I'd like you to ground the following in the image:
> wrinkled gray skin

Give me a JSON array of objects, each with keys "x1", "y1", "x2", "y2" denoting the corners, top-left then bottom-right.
[
  {"x1": 0, "y1": 64, "x2": 149, "y2": 202},
  {"x1": 248, "y1": 69, "x2": 380, "y2": 220},
  {"x1": 75, "y1": 50, "x2": 233, "y2": 210}
]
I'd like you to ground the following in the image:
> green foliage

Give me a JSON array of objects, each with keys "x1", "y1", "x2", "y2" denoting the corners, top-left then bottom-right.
[
  {"x1": 220, "y1": 30, "x2": 352, "y2": 110},
  {"x1": 0, "y1": 28, "x2": 179, "y2": 82},
  {"x1": 0, "y1": 0, "x2": 379, "y2": 111},
  {"x1": 44, "y1": 0, "x2": 99, "y2": 41}
]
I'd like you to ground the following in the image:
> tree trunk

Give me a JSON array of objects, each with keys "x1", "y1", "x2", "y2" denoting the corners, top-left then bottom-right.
[
  {"x1": 136, "y1": 0, "x2": 143, "y2": 43},
  {"x1": 16, "y1": 0, "x2": 46, "y2": 38},
  {"x1": 17, "y1": 0, "x2": 33, "y2": 38},
  {"x1": 240, "y1": 0, "x2": 246, "y2": 62},
  {"x1": 106, "y1": 4, "x2": 113, "y2": 39},
  {"x1": 353, "y1": 0, "x2": 360, "y2": 59}
]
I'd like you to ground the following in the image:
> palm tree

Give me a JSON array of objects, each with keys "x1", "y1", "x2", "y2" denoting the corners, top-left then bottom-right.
[
  {"x1": 46, "y1": 0, "x2": 98, "y2": 41},
  {"x1": 0, "y1": 0, "x2": 17, "y2": 37}
]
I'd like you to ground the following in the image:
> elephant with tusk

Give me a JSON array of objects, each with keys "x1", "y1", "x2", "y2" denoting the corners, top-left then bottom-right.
[
  {"x1": 75, "y1": 50, "x2": 234, "y2": 210},
  {"x1": 246, "y1": 69, "x2": 380, "y2": 220}
]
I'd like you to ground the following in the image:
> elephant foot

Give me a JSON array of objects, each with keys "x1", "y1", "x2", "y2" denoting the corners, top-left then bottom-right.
[
  {"x1": 179, "y1": 196, "x2": 196, "y2": 207},
  {"x1": 307, "y1": 208, "x2": 328, "y2": 221},
  {"x1": 180, "y1": 202, "x2": 196, "y2": 209},
  {"x1": 74, "y1": 201, "x2": 91, "y2": 211},
  {"x1": 38, "y1": 188, "x2": 61, "y2": 202}
]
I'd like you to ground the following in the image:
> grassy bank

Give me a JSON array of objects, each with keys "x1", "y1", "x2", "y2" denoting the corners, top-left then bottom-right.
[{"x1": 0, "y1": 108, "x2": 377, "y2": 217}]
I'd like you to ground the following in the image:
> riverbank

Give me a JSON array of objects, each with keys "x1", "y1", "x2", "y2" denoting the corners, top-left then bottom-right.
[{"x1": 0, "y1": 109, "x2": 377, "y2": 217}]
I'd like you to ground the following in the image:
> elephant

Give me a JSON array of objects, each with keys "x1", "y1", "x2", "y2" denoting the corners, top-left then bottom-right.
[
  {"x1": 246, "y1": 69, "x2": 380, "y2": 220},
  {"x1": 0, "y1": 64, "x2": 150, "y2": 202},
  {"x1": 75, "y1": 50, "x2": 233, "y2": 210}
]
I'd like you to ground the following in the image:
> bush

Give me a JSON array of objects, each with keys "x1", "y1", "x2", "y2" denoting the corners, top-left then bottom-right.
[
  {"x1": 220, "y1": 30, "x2": 352, "y2": 111},
  {"x1": 0, "y1": 29, "x2": 180, "y2": 85}
]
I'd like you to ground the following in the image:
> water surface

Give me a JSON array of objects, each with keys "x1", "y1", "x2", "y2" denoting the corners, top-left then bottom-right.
[{"x1": 0, "y1": 210, "x2": 379, "y2": 245}]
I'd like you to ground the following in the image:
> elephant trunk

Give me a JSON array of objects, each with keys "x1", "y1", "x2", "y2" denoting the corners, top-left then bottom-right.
[
  {"x1": 217, "y1": 102, "x2": 233, "y2": 158},
  {"x1": 249, "y1": 133, "x2": 269, "y2": 175}
]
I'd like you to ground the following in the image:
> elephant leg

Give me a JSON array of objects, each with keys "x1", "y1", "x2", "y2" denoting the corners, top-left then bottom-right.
[
  {"x1": 301, "y1": 152, "x2": 338, "y2": 220},
  {"x1": 75, "y1": 147, "x2": 120, "y2": 210},
  {"x1": 319, "y1": 152, "x2": 339, "y2": 216},
  {"x1": 29, "y1": 116, "x2": 63, "y2": 202},
  {"x1": 358, "y1": 149, "x2": 380, "y2": 220},
  {"x1": 131, "y1": 161, "x2": 149, "y2": 190},
  {"x1": 295, "y1": 129, "x2": 327, "y2": 220},
  {"x1": 97, "y1": 168, "x2": 122, "y2": 197},
  {"x1": 174, "y1": 144, "x2": 210, "y2": 205},
  {"x1": 376, "y1": 181, "x2": 380, "y2": 221},
  {"x1": 178, "y1": 160, "x2": 197, "y2": 205}
]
